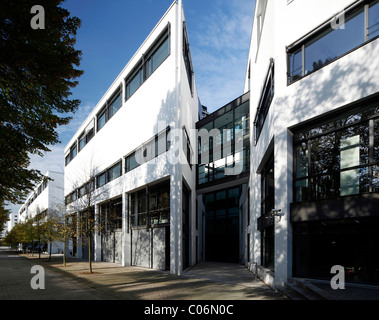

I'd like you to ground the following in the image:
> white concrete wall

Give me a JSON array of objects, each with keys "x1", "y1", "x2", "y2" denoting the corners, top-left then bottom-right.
[{"x1": 246, "y1": 0, "x2": 379, "y2": 288}]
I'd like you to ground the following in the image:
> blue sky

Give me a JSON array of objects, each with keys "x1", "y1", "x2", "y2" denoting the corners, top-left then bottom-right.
[{"x1": 7, "y1": 0, "x2": 255, "y2": 214}]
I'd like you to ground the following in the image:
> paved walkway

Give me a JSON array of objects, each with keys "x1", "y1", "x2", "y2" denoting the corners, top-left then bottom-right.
[{"x1": 0, "y1": 248, "x2": 284, "y2": 300}]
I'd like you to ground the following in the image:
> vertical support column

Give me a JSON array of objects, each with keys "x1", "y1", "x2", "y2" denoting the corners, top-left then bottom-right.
[
  {"x1": 170, "y1": 173, "x2": 182, "y2": 275},
  {"x1": 94, "y1": 204, "x2": 101, "y2": 262},
  {"x1": 169, "y1": 0, "x2": 183, "y2": 276},
  {"x1": 122, "y1": 192, "x2": 131, "y2": 267},
  {"x1": 274, "y1": 130, "x2": 293, "y2": 289}
]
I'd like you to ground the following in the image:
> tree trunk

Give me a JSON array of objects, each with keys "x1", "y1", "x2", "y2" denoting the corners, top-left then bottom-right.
[
  {"x1": 63, "y1": 240, "x2": 66, "y2": 267},
  {"x1": 48, "y1": 237, "x2": 52, "y2": 262},
  {"x1": 88, "y1": 234, "x2": 92, "y2": 273}
]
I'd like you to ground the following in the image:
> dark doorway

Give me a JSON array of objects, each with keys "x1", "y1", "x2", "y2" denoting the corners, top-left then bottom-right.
[
  {"x1": 293, "y1": 216, "x2": 379, "y2": 284},
  {"x1": 203, "y1": 187, "x2": 240, "y2": 263}
]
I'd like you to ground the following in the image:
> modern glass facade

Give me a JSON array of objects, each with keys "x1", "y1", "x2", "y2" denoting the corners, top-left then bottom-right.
[{"x1": 197, "y1": 93, "x2": 250, "y2": 187}]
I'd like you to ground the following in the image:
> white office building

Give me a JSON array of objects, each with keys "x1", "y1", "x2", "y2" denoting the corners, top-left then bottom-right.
[
  {"x1": 245, "y1": 0, "x2": 379, "y2": 288},
  {"x1": 64, "y1": 1, "x2": 199, "y2": 274}
]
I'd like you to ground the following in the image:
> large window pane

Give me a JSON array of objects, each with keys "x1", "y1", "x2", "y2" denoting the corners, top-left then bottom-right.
[
  {"x1": 109, "y1": 93, "x2": 121, "y2": 117},
  {"x1": 126, "y1": 152, "x2": 140, "y2": 173},
  {"x1": 97, "y1": 111, "x2": 106, "y2": 131},
  {"x1": 369, "y1": 1, "x2": 379, "y2": 40},
  {"x1": 296, "y1": 143, "x2": 308, "y2": 178},
  {"x1": 289, "y1": 48, "x2": 302, "y2": 82},
  {"x1": 97, "y1": 172, "x2": 107, "y2": 188},
  {"x1": 295, "y1": 179, "x2": 308, "y2": 202},
  {"x1": 148, "y1": 36, "x2": 169, "y2": 77},
  {"x1": 126, "y1": 68, "x2": 142, "y2": 100},
  {"x1": 294, "y1": 104, "x2": 379, "y2": 202},
  {"x1": 310, "y1": 132, "x2": 338, "y2": 176},
  {"x1": 305, "y1": 9, "x2": 364, "y2": 74},
  {"x1": 110, "y1": 162, "x2": 121, "y2": 181}
]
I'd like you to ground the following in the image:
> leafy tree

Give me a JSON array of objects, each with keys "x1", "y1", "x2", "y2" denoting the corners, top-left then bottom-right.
[
  {"x1": 0, "y1": 202, "x2": 10, "y2": 236},
  {"x1": 0, "y1": 0, "x2": 83, "y2": 205},
  {"x1": 46, "y1": 205, "x2": 77, "y2": 266}
]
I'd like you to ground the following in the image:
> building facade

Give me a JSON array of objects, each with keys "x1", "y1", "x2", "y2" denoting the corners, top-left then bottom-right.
[
  {"x1": 245, "y1": 0, "x2": 379, "y2": 288},
  {"x1": 63, "y1": 0, "x2": 379, "y2": 289},
  {"x1": 64, "y1": 1, "x2": 199, "y2": 275},
  {"x1": 18, "y1": 171, "x2": 64, "y2": 253}
]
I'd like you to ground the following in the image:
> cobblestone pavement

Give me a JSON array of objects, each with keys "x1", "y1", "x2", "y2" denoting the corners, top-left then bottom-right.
[{"x1": 0, "y1": 247, "x2": 284, "y2": 301}]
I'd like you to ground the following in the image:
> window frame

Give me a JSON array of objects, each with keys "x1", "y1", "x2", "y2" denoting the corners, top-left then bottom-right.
[{"x1": 254, "y1": 59, "x2": 275, "y2": 144}]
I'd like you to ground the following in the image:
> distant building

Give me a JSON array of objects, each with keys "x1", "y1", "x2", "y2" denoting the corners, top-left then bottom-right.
[{"x1": 18, "y1": 171, "x2": 64, "y2": 254}]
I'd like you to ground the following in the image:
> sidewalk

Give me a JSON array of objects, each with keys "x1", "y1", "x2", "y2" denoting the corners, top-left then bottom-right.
[{"x1": 2, "y1": 249, "x2": 284, "y2": 300}]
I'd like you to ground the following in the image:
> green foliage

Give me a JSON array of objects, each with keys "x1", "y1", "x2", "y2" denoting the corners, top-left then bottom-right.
[
  {"x1": 0, "y1": 0, "x2": 83, "y2": 204},
  {"x1": 0, "y1": 202, "x2": 10, "y2": 235}
]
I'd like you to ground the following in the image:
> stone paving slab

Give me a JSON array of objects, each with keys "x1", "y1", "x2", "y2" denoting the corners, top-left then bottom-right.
[{"x1": 0, "y1": 248, "x2": 284, "y2": 300}]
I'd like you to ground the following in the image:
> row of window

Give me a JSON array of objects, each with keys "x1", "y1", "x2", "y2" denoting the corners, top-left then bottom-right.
[
  {"x1": 126, "y1": 25, "x2": 171, "y2": 100},
  {"x1": 65, "y1": 126, "x2": 173, "y2": 205},
  {"x1": 65, "y1": 23, "x2": 174, "y2": 167},
  {"x1": 125, "y1": 126, "x2": 171, "y2": 173},
  {"x1": 288, "y1": 0, "x2": 379, "y2": 84},
  {"x1": 20, "y1": 178, "x2": 49, "y2": 213},
  {"x1": 65, "y1": 161, "x2": 122, "y2": 205}
]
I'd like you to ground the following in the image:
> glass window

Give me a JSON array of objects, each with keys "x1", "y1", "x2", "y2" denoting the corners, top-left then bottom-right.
[
  {"x1": 289, "y1": 48, "x2": 302, "y2": 82},
  {"x1": 294, "y1": 105, "x2": 379, "y2": 202},
  {"x1": 234, "y1": 101, "x2": 250, "y2": 138},
  {"x1": 97, "y1": 110, "x2": 106, "y2": 131},
  {"x1": 255, "y1": 60, "x2": 274, "y2": 142},
  {"x1": 147, "y1": 36, "x2": 169, "y2": 78},
  {"x1": 126, "y1": 68, "x2": 143, "y2": 100},
  {"x1": 304, "y1": 8, "x2": 364, "y2": 75},
  {"x1": 261, "y1": 154, "x2": 274, "y2": 215},
  {"x1": 288, "y1": 1, "x2": 378, "y2": 83},
  {"x1": 369, "y1": 1, "x2": 379, "y2": 40},
  {"x1": 79, "y1": 135, "x2": 86, "y2": 151},
  {"x1": 97, "y1": 172, "x2": 107, "y2": 188},
  {"x1": 109, "y1": 162, "x2": 121, "y2": 181},
  {"x1": 126, "y1": 152, "x2": 140, "y2": 173},
  {"x1": 109, "y1": 92, "x2": 121, "y2": 118},
  {"x1": 71, "y1": 145, "x2": 77, "y2": 158},
  {"x1": 296, "y1": 143, "x2": 308, "y2": 178}
]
